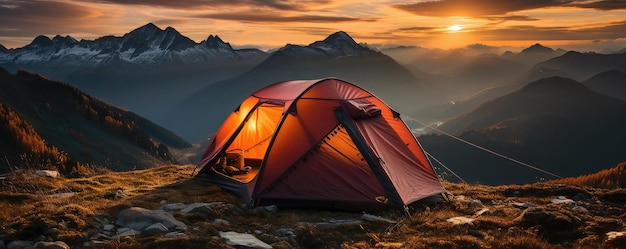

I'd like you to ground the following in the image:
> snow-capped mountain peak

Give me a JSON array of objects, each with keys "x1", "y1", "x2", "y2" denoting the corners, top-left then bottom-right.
[
  {"x1": 203, "y1": 35, "x2": 233, "y2": 50},
  {"x1": 0, "y1": 23, "x2": 268, "y2": 72},
  {"x1": 309, "y1": 31, "x2": 373, "y2": 57}
]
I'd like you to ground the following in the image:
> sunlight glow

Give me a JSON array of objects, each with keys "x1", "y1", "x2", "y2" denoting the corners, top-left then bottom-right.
[{"x1": 448, "y1": 25, "x2": 463, "y2": 32}]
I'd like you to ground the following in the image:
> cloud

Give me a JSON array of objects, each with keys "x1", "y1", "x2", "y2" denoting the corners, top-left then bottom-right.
[
  {"x1": 473, "y1": 20, "x2": 626, "y2": 41},
  {"x1": 393, "y1": 0, "x2": 573, "y2": 17},
  {"x1": 570, "y1": 0, "x2": 626, "y2": 10},
  {"x1": 79, "y1": 0, "x2": 332, "y2": 11},
  {"x1": 393, "y1": 0, "x2": 626, "y2": 17},
  {"x1": 396, "y1": 27, "x2": 437, "y2": 32},
  {"x1": 194, "y1": 11, "x2": 374, "y2": 23},
  {"x1": 484, "y1": 15, "x2": 540, "y2": 24},
  {"x1": 0, "y1": 0, "x2": 100, "y2": 37}
]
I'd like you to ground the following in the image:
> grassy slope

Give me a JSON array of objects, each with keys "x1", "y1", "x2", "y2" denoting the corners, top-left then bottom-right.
[{"x1": 1, "y1": 165, "x2": 625, "y2": 249}]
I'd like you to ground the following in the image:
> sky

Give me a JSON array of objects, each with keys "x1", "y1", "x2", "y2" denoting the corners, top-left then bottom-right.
[{"x1": 1, "y1": 0, "x2": 626, "y2": 52}]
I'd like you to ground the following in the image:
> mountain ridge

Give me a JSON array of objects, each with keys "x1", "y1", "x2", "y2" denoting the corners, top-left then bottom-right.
[
  {"x1": 0, "y1": 68, "x2": 190, "y2": 173},
  {"x1": 419, "y1": 76, "x2": 626, "y2": 184}
]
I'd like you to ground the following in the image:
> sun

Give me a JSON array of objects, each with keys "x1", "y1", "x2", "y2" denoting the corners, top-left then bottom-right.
[{"x1": 448, "y1": 25, "x2": 463, "y2": 32}]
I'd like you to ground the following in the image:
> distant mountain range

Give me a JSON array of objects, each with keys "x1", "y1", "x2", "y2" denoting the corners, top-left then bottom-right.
[
  {"x1": 0, "y1": 68, "x2": 190, "y2": 173},
  {"x1": 419, "y1": 76, "x2": 626, "y2": 185},
  {"x1": 0, "y1": 23, "x2": 268, "y2": 127}
]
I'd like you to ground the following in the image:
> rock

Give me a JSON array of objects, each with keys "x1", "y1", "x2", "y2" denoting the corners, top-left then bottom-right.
[
  {"x1": 161, "y1": 203, "x2": 187, "y2": 212},
  {"x1": 262, "y1": 205, "x2": 278, "y2": 212},
  {"x1": 32, "y1": 241, "x2": 69, "y2": 249},
  {"x1": 275, "y1": 228, "x2": 296, "y2": 238},
  {"x1": 117, "y1": 228, "x2": 141, "y2": 237},
  {"x1": 213, "y1": 218, "x2": 230, "y2": 226},
  {"x1": 219, "y1": 231, "x2": 272, "y2": 249},
  {"x1": 115, "y1": 207, "x2": 187, "y2": 231},
  {"x1": 572, "y1": 206, "x2": 588, "y2": 213},
  {"x1": 446, "y1": 216, "x2": 475, "y2": 225},
  {"x1": 361, "y1": 213, "x2": 396, "y2": 223},
  {"x1": 144, "y1": 223, "x2": 169, "y2": 234},
  {"x1": 180, "y1": 202, "x2": 223, "y2": 214},
  {"x1": 511, "y1": 202, "x2": 538, "y2": 209},
  {"x1": 551, "y1": 196, "x2": 575, "y2": 204},
  {"x1": 160, "y1": 200, "x2": 167, "y2": 205},
  {"x1": 470, "y1": 199, "x2": 484, "y2": 208},
  {"x1": 6, "y1": 240, "x2": 33, "y2": 249},
  {"x1": 165, "y1": 232, "x2": 187, "y2": 239},
  {"x1": 103, "y1": 224, "x2": 115, "y2": 231},
  {"x1": 250, "y1": 205, "x2": 278, "y2": 213},
  {"x1": 35, "y1": 170, "x2": 58, "y2": 178}
]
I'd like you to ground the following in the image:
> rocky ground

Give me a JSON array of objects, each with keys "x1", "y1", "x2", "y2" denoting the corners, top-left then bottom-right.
[{"x1": 0, "y1": 165, "x2": 625, "y2": 249}]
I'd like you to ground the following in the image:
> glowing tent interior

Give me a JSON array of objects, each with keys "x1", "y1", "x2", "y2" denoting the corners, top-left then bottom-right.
[{"x1": 195, "y1": 78, "x2": 446, "y2": 211}]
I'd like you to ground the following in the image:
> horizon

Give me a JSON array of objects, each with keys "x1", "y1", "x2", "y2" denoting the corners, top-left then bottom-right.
[{"x1": 1, "y1": 0, "x2": 626, "y2": 53}]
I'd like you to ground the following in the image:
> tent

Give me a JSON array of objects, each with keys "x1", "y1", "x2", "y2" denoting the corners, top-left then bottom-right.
[{"x1": 195, "y1": 78, "x2": 446, "y2": 211}]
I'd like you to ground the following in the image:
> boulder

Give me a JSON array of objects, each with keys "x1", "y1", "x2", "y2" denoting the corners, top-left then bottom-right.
[
  {"x1": 180, "y1": 202, "x2": 223, "y2": 214},
  {"x1": 115, "y1": 207, "x2": 187, "y2": 231},
  {"x1": 117, "y1": 228, "x2": 141, "y2": 238},
  {"x1": 144, "y1": 223, "x2": 169, "y2": 234},
  {"x1": 35, "y1": 170, "x2": 58, "y2": 178},
  {"x1": 551, "y1": 196, "x2": 575, "y2": 204},
  {"x1": 161, "y1": 203, "x2": 187, "y2": 212},
  {"x1": 219, "y1": 231, "x2": 272, "y2": 249}
]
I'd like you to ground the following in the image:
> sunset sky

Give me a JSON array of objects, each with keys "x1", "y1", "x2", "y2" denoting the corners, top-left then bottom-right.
[{"x1": 1, "y1": 0, "x2": 626, "y2": 52}]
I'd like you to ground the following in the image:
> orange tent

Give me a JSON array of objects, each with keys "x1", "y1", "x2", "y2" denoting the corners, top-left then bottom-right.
[{"x1": 195, "y1": 78, "x2": 446, "y2": 211}]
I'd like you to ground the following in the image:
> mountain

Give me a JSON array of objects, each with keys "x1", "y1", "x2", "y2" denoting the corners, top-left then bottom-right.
[
  {"x1": 0, "y1": 23, "x2": 269, "y2": 128},
  {"x1": 0, "y1": 69, "x2": 191, "y2": 173},
  {"x1": 167, "y1": 31, "x2": 441, "y2": 141},
  {"x1": 583, "y1": 70, "x2": 626, "y2": 101},
  {"x1": 0, "y1": 44, "x2": 6, "y2": 52},
  {"x1": 503, "y1": 43, "x2": 566, "y2": 66},
  {"x1": 532, "y1": 51, "x2": 626, "y2": 82},
  {"x1": 384, "y1": 44, "x2": 564, "y2": 103},
  {"x1": 419, "y1": 77, "x2": 626, "y2": 184}
]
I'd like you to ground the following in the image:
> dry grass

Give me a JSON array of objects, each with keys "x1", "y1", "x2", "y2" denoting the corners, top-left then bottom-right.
[{"x1": 1, "y1": 166, "x2": 625, "y2": 249}]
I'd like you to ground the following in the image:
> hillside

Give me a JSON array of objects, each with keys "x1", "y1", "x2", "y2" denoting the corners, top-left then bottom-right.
[
  {"x1": 550, "y1": 161, "x2": 626, "y2": 189},
  {"x1": 583, "y1": 70, "x2": 626, "y2": 101},
  {"x1": 419, "y1": 77, "x2": 626, "y2": 184},
  {"x1": 0, "y1": 68, "x2": 190, "y2": 173},
  {"x1": 532, "y1": 51, "x2": 626, "y2": 81},
  {"x1": 0, "y1": 165, "x2": 624, "y2": 248}
]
